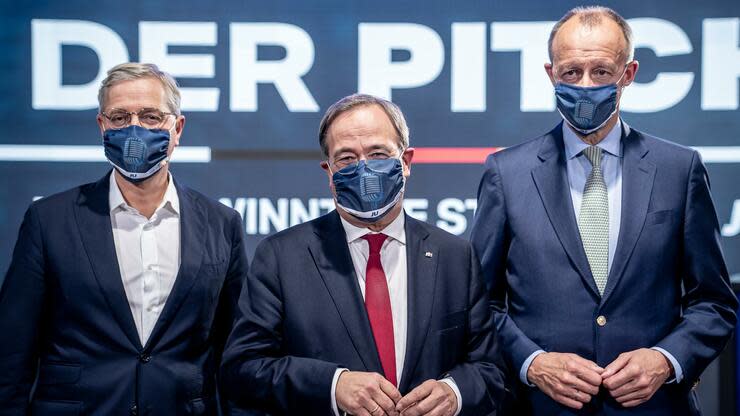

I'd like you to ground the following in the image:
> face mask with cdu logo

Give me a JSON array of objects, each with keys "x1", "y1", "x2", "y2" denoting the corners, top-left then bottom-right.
[
  {"x1": 554, "y1": 68, "x2": 627, "y2": 135},
  {"x1": 103, "y1": 125, "x2": 171, "y2": 183},
  {"x1": 332, "y1": 158, "x2": 406, "y2": 223}
]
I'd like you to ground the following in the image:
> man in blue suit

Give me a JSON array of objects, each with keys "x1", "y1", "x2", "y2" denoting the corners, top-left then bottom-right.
[
  {"x1": 471, "y1": 6, "x2": 737, "y2": 415},
  {"x1": 221, "y1": 94, "x2": 503, "y2": 416},
  {"x1": 0, "y1": 63, "x2": 248, "y2": 415}
]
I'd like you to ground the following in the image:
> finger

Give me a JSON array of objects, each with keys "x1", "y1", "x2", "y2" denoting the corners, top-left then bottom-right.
[
  {"x1": 378, "y1": 377, "x2": 403, "y2": 404},
  {"x1": 356, "y1": 392, "x2": 381, "y2": 416},
  {"x1": 609, "y1": 379, "x2": 641, "y2": 399},
  {"x1": 569, "y1": 355, "x2": 605, "y2": 373},
  {"x1": 602, "y1": 353, "x2": 631, "y2": 379},
  {"x1": 615, "y1": 388, "x2": 649, "y2": 404},
  {"x1": 621, "y1": 396, "x2": 650, "y2": 407},
  {"x1": 570, "y1": 363, "x2": 604, "y2": 388},
  {"x1": 562, "y1": 372, "x2": 600, "y2": 396},
  {"x1": 354, "y1": 408, "x2": 372, "y2": 416},
  {"x1": 406, "y1": 386, "x2": 445, "y2": 416},
  {"x1": 554, "y1": 394, "x2": 585, "y2": 410},
  {"x1": 370, "y1": 387, "x2": 398, "y2": 416},
  {"x1": 397, "y1": 382, "x2": 434, "y2": 412},
  {"x1": 603, "y1": 363, "x2": 640, "y2": 391}
]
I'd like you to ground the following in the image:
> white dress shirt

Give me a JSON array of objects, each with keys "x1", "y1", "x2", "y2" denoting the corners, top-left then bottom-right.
[
  {"x1": 109, "y1": 172, "x2": 181, "y2": 346},
  {"x1": 519, "y1": 121, "x2": 682, "y2": 385},
  {"x1": 330, "y1": 211, "x2": 461, "y2": 416}
]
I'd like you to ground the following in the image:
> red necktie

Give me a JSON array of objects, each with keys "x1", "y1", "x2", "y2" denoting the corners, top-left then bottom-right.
[{"x1": 362, "y1": 233, "x2": 397, "y2": 386}]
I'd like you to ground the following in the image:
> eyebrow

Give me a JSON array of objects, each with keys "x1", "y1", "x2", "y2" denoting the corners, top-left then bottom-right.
[{"x1": 331, "y1": 143, "x2": 393, "y2": 158}]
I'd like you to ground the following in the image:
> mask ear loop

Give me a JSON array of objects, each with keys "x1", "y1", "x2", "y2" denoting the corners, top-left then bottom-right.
[
  {"x1": 158, "y1": 116, "x2": 179, "y2": 169},
  {"x1": 616, "y1": 62, "x2": 631, "y2": 91}
]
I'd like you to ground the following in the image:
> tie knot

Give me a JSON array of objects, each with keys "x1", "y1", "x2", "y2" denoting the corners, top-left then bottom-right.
[
  {"x1": 583, "y1": 145, "x2": 603, "y2": 167},
  {"x1": 363, "y1": 233, "x2": 388, "y2": 254}
]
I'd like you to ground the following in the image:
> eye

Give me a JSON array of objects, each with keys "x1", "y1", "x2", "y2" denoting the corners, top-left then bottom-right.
[
  {"x1": 560, "y1": 69, "x2": 580, "y2": 82},
  {"x1": 334, "y1": 155, "x2": 357, "y2": 168},
  {"x1": 140, "y1": 111, "x2": 164, "y2": 125},
  {"x1": 369, "y1": 151, "x2": 390, "y2": 159},
  {"x1": 594, "y1": 68, "x2": 612, "y2": 78},
  {"x1": 108, "y1": 113, "x2": 128, "y2": 125}
]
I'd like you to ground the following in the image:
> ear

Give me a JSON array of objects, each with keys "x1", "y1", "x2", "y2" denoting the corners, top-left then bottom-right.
[
  {"x1": 96, "y1": 114, "x2": 106, "y2": 135},
  {"x1": 544, "y1": 62, "x2": 556, "y2": 86},
  {"x1": 320, "y1": 160, "x2": 337, "y2": 195},
  {"x1": 621, "y1": 60, "x2": 640, "y2": 87},
  {"x1": 401, "y1": 147, "x2": 414, "y2": 177},
  {"x1": 171, "y1": 115, "x2": 186, "y2": 147}
]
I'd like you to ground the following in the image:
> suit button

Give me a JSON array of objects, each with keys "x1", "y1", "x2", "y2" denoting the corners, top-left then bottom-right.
[
  {"x1": 130, "y1": 405, "x2": 138, "y2": 416},
  {"x1": 596, "y1": 315, "x2": 607, "y2": 326},
  {"x1": 139, "y1": 354, "x2": 151, "y2": 363}
]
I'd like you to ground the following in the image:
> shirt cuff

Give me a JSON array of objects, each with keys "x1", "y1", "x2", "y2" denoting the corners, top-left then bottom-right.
[
  {"x1": 651, "y1": 347, "x2": 683, "y2": 383},
  {"x1": 439, "y1": 377, "x2": 462, "y2": 416},
  {"x1": 331, "y1": 368, "x2": 349, "y2": 416},
  {"x1": 520, "y1": 350, "x2": 546, "y2": 386}
]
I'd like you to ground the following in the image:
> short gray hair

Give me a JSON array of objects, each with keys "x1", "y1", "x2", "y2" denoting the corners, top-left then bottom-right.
[
  {"x1": 98, "y1": 63, "x2": 181, "y2": 115},
  {"x1": 548, "y1": 6, "x2": 634, "y2": 63},
  {"x1": 318, "y1": 94, "x2": 409, "y2": 157}
]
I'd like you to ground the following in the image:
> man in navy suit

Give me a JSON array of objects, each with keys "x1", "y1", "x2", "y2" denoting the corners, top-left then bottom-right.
[
  {"x1": 0, "y1": 63, "x2": 248, "y2": 415},
  {"x1": 221, "y1": 94, "x2": 503, "y2": 416},
  {"x1": 471, "y1": 6, "x2": 737, "y2": 415}
]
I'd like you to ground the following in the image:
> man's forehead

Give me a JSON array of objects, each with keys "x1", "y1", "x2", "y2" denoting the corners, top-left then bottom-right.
[
  {"x1": 552, "y1": 17, "x2": 626, "y2": 61},
  {"x1": 103, "y1": 78, "x2": 167, "y2": 109}
]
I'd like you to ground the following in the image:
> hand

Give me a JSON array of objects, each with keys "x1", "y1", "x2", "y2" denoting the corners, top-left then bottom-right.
[
  {"x1": 336, "y1": 371, "x2": 402, "y2": 416},
  {"x1": 396, "y1": 379, "x2": 457, "y2": 416},
  {"x1": 601, "y1": 348, "x2": 673, "y2": 407},
  {"x1": 527, "y1": 352, "x2": 604, "y2": 410}
]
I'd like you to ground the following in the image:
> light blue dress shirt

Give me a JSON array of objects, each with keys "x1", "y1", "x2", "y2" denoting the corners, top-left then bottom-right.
[{"x1": 519, "y1": 121, "x2": 683, "y2": 386}]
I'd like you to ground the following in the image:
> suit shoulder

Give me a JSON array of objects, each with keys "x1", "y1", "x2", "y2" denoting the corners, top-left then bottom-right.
[
  {"x1": 180, "y1": 185, "x2": 241, "y2": 221},
  {"x1": 634, "y1": 129, "x2": 698, "y2": 166},
  {"x1": 408, "y1": 216, "x2": 472, "y2": 251},
  {"x1": 485, "y1": 134, "x2": 547, "y2": 172},
  {"x1": 28, "y1": 181, "x2": 92, "y2": 214},
  {"x1": 258, "y1": 212, "x2": 326, "y2": 247}
]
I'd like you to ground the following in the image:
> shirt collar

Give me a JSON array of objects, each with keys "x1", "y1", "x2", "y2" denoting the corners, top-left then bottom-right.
[
  {"x1": 340, "y1": 209, "x2": 406, "y2": 246},
  {"x1": 563, "y1": 119, "x2": 623, "y2": 160},
  {"x1": 108, "y1": 171, "x2": 180, "y2": 216}
]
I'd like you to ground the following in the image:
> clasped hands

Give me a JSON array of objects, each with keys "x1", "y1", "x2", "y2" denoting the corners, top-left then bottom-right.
[
  {"x1": 336, "y1": 371, "x2": 457, "y2": 416},
  {"x1": 527, "y1": 349, "x2": 674, "y2": 409}
]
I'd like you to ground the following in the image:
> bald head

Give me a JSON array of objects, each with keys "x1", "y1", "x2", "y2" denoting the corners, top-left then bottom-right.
[{"x1": 548, "y1": 6, "x2": 633, "y2": 64}]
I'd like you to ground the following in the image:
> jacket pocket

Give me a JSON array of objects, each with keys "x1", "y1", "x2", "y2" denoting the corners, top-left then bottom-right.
[
  {"x1": 645, "y1": 209, "x2": 676, "y2": 227},
  {"x1": 436, "y1": 309, "x2": 468, "y2": 331},
  {"x1": 30, "y1": 399, "x2": 82, "y2": 415},
  {"x1": 37, "y1": 363, "x2": 81, "y2": 385}
]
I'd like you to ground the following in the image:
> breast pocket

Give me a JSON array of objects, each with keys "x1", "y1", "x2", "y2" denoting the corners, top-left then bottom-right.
[
  {"x1": 436, "y1": 309, "x2": 468, "y2": 332},
  {"x1": 645, "y1": 209, "x2": 677, "y2": 227}
]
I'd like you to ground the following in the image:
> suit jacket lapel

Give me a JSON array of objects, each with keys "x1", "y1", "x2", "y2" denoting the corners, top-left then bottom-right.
[
  {"x1": 308, "y1": 211, "x2": 383, "y2": 374},
  {"x1": 531, "y1": 124, "x2": 600, "y2": 298},
  {"x1": 145, "y1": 181, "x2": 205, "y2": 349},
  {"x1": 75, "y1": 171, "x2": 142, "y2": 350},
  {"x1": 398, "y1": 215, "x2": 438, "y2": 392},
  {"x1": 601, "y1": 123, "x2": 655, "y2": 304}
]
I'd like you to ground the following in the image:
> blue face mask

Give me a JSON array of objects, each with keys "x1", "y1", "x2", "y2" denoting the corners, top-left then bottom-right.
[
  {"x1": 103, "y1": 125, "x2": 171, "y2": 183},
  {"x1": 332, "y1": 158, "x2": 406, "y2": 223},
  {"x1": 554, "y1": 69, "x2": 626, "y2": 135}
]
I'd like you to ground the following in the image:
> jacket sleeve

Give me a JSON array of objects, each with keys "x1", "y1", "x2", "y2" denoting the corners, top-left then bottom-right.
[
  {"x1": 654, "y1": 150, "x2": 738, "y2": 384},
  {"x1": 220, "y1": 237, "x2": 339, "y2": 415},
  {"x1": 470, "y1": 155, "x2": 544, "y2": 378},
  {"x1": 445, "y1": 244, "x2": 506, "y2": 415},
  {"x1": 214, "y1": 211, "x2": 250, "y2": 411},
  {"x1": 0, "y1": 204, "x2": 46, "y2": 415}
]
